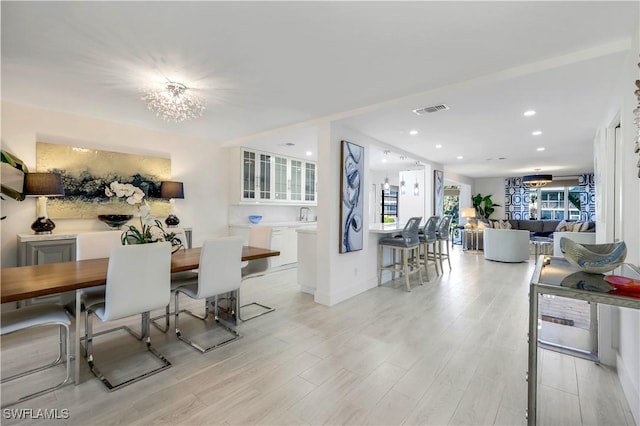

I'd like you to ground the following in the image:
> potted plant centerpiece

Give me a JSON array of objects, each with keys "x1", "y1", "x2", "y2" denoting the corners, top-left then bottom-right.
[{"x1": 105, "y1": 181, "x2": 183, "y2": 251}]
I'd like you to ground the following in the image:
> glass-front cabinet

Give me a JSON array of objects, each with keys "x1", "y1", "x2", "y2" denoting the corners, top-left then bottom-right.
[{"x1": 241, "y1": 148, "x2": 316, "y2": 204}]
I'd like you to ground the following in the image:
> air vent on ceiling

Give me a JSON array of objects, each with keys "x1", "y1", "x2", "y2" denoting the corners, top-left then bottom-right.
[{"x1": 412, "y1": 104, "x2": 450, "y2": 115}]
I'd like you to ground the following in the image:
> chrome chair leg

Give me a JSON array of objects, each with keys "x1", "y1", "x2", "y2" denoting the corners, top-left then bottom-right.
[
  {"x1": 1, "y1": 307, "x2": 72, "y2": 408},
  {"x1": 238, "y1": 287, "x2": 275, "y2": 322},
  {"x1": 174, "y1": 291, "x2": 240, "y2": 353},
  {"x1": 85, "y1": 310, "x2": 171, "y2": 391}
]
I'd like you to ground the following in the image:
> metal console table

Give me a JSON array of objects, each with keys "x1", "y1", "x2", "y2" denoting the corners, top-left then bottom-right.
[{"x1": 527, "y1": 257, "x2": 640, "y2": 425}]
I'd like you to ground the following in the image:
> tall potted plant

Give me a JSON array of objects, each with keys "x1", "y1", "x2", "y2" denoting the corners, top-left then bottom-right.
[{"x1": 472, "y1": 193, "x2": 500, "y2": 220}]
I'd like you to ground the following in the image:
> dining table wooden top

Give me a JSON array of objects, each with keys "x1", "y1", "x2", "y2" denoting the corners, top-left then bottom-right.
[{"x1": 1, "y1": 246, "x2": 280, "y2": 304}]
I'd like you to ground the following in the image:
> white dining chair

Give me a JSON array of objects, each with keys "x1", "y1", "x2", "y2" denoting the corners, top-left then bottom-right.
[
  {"x1": 75, "y1": 231, "x2": 124, "y2": 347},
  {"x1": 83, "y1": 242, "x2": 172, "y2": 391},
  {"x1": 239, "y1": 226, "x2": 275, "y2": 321},
  {"x1": 1, "y1": 304, "x2": 72, "y2": 407},
  {"x1": 173, "y1": 236, "x2": 243, "y2": 353},
  {"x1": 149, "y1": 227, "x2": 198, "y2": 333}
]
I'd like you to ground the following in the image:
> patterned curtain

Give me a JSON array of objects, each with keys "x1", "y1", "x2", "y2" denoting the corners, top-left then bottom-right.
[
  {"x1": 578, "y1": 173, "x2": 596, "y2": 221},
  {"x1": 504, "y1": 177, "x2": 529, "y2": 219}
]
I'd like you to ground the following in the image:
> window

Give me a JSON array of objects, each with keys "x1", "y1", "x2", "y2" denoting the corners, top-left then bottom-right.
[{"x1": 530, "y1": 185, "x2": 581, "y2": 220}]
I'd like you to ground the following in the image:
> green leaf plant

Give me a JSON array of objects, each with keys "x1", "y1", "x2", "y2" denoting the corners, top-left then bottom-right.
[{"x1": 472, "y1": 193, "x2": 501, "y2": 220}]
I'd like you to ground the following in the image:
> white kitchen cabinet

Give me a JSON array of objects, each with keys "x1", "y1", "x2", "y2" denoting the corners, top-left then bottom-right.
[
  {"x1": 239, "y1": 148, "x2": 316, "y2": 205},
  {"x1": 270, "y1": 227, "x2": 298, "y2": 267},
  {"x1": 228, "y1": 223, "x2": 309, "y2": 268}
]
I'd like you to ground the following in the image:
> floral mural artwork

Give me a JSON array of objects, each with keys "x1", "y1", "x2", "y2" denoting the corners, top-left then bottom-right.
[
  {"x1": 36, "y1": 142, "x2": 171, "y2": 219},
  {"x1": 339, "y1": 140, "x2": 364, "y2": 253}
]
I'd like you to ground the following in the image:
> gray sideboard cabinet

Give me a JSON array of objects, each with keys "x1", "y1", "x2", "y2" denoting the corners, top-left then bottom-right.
[
  {"x1": 18, "y1": 234, "x2": 77, "y2": 266},
  {"x1": 16, "y1": 234, "x2": 78, "y2": 307}
]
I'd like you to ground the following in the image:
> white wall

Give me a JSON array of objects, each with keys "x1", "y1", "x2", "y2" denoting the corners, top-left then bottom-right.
[
  {"x1": 314, "y1": 122, "x2": 384, "y2": 306},
  {"x1": 611, "y1": 29, "x2": 640, "y2": 423},
  {"x1": 1, "y1": 102, "x2": 231, "y2": 267},
  {"x1": 398, "y1": 169, "x2": 425, "y2": 224}
]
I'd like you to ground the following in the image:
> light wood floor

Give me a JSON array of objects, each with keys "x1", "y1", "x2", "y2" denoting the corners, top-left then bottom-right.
[{"x1": 1, "y1": 248, "x2": 635, "y2": 425}]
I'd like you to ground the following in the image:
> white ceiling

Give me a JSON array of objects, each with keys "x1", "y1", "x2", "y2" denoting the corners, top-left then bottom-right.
[{"x1": 2, "y1": 1, "x2": 638, "y2": 178}]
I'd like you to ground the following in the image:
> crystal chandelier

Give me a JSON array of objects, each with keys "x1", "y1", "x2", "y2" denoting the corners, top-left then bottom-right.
[{"x1": 142, "y1": 81, "x2": 205, "y2": 122}]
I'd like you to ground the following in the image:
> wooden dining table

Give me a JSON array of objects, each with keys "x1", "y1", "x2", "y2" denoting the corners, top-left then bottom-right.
[{"x1": 1, "y1": 246, "x2": 280, "y2": 385}]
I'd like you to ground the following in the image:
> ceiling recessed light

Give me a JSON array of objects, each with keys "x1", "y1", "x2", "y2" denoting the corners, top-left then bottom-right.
[
  {"x1": 532, "y1": 130, "x2": 543, "y2": 136},
  {"x1": 435, "y1": 144, "x2": 443, "y2": 149},
  {"x1": 382, "y1": 158, "x2": 388, "y2": 163},
  {"x1": 409, "y1": 130, "x2": 419, "y2": 135},
  {"x1": 498, "y1": 157, "x2": 506, "y2": 160},
  {"x1": 524, "y1": 110, "x2": 536, "y2": 117},
  {"x1": 305, "y1": 151, "x2": 313, "y2": 156},
  {"x1": 536, "y1": 147, "x2": 545, "y2": 152},
  {"x1": 457, "y1": 156, "x2": 463, "y2": 160}
]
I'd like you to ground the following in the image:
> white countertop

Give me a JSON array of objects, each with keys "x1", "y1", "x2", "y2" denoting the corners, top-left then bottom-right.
[
  {"x1": 17, "y1": 233, "x2": 80, "y2": 242},
  {"x1": 229, "y1": 221, "x2": 317, "y2": 228},
  {"x1": 368, "y1": 223, "x2": 406, "y2": 234},
  {"x1": 296, "y1": 227, "x2": 317, "y2": 234},
  {"x1": 17, "y1": 227, "x2": 192, "y2": 242}
]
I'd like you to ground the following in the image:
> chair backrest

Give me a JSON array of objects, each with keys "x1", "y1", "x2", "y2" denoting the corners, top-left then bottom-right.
[
  {"x1": 436, "y1": 215, "x2": 453, "y2": 239},
  {"x1": 243, "y1": 227, "x2": 273, "y2": 278},
  {"x1": 76, "y1": 231, "x2": 123, "y2": 260},
  {"x1": 401, "y1": 217, "x2": 422, "y2": 244},
  {"x1": 104, "y1": 242, "x2": 171, "y2": 320},
  {"x1": 422, "y1": 216, "x2": 439, "y2": 241},
  {"x1": 197, "y1": 236, "x2": 243, "y2": 299}
]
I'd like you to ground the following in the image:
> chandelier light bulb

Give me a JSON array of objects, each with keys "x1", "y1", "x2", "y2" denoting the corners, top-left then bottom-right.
[{"x1": 142, "y1": 81, "x2": 205, "y2": 123}]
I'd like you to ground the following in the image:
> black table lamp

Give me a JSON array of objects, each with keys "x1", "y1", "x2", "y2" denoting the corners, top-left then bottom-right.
[
  {"x1": 24, "y1": 173, "x2": 65, "y2": 234},
  {"x1": 160, "y1": 181, "x2": 184, "y2": 227}
]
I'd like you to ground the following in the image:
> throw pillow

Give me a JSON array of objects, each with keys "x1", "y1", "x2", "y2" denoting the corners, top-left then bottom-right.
[
  {"x1": 555, "y1": 220, "x2": 572, "y2": 232},
  {"x1": 570, "y1": 222, "x2": 588, "y2": 232},
  {"x1": 490, "y1": 219, "x2": 512, "y2": 229}
]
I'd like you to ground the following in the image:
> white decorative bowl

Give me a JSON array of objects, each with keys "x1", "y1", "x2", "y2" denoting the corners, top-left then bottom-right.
[{"x1": 560, "y1": 238, "x2": 627, "y2": 274}]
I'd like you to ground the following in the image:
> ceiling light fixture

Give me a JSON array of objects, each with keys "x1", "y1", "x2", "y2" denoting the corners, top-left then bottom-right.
[
  {"x1": 142, "y1": 81, "x2": 205, "y2": 122},
  {"x1": 409, "y1": 130, "x2": 419, "y2": 135},
  {"x1": 400, "y1": 178, "x2": 406, "y2": 195},
  {"x1": 435, "y1": 144, "x2": 443, "y2": 149},
  {"x1": 457, "y1": 155, "x2": 463, "y2": 160},
  {"x1": 532, "y1": 130, "x2": 543, "y2": 136},
  {"x1": 536, "y1": 147, "x2": 545, "y2": 151},
  {"x1": 306, "y1": 151, "x2": 313, "y2": 156},
  {"x1": 383, "y1": 177, "x2": 390, "y2": 190},
  {"x1": 523, "y1": 174, "x2": 553, "y2": 188},
  {"x1": 524, "y1": 110, "x2": 536, "y2": 117}
]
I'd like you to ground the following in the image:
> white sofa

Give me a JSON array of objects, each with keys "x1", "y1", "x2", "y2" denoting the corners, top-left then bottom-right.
[
  {"x1": 483, "y1": 228, "x2": 530, "y2": 263},
  {"x1": 553, "y1": 231, "x2": 596, "y2": 257}
]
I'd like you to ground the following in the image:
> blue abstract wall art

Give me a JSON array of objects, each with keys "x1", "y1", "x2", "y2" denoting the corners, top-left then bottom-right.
[{"x1": 340, "y1": 140, "x2": 364, "y2": 253}]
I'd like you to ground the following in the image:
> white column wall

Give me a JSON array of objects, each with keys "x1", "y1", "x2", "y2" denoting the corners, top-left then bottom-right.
[
  {"x1": 314, "y1": 122, "x2": 382, "y2": 306},
  {"x1": 613, "y1": 29, "x2": 640, "y2": 422}
]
